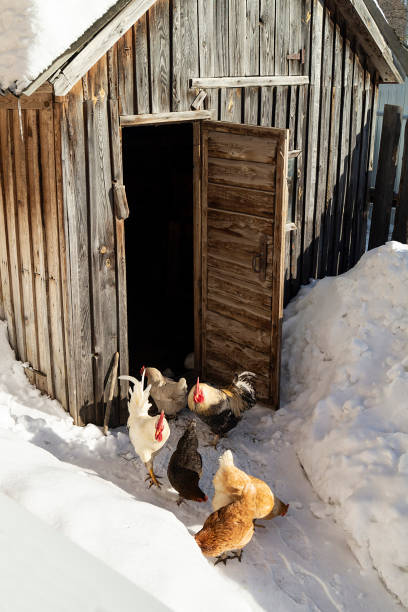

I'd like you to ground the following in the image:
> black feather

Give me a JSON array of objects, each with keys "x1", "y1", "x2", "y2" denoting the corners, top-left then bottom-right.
[{"x1": 167, "y1": 421, "x2": 207, "y2": 501}]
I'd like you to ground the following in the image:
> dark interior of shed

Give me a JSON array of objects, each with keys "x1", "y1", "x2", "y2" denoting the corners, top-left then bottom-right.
[{"x1": 122, "y1": 123, "x2": 195, "y2": 379}]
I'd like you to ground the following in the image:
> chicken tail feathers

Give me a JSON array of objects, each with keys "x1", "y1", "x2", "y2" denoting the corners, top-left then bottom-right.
[
  {"x1": 118, "y1": 374, "x2": 152, "y2": 415},
  {"x1": 232, "y1": 371, "x2": 256, "y2": 409},
  {"x1": 218, "y1": 449, "x2": 234, "y2": 469}
]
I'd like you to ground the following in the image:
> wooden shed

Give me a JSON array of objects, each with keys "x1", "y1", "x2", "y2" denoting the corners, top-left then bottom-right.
[{"x1": 0, "y1": 0, "x2": 406, "y2": 426}]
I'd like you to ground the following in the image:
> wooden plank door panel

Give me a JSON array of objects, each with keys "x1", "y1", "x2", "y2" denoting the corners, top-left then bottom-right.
[{"x1": 200, "y1": 121, "x2": 288, "y2": 406}]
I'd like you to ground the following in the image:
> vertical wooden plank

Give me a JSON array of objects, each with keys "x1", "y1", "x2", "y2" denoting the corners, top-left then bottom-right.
[
  {"x1": 302, "y1": 0, "x2": 323, "y2": 282},
  {"x1": 243, "y1": 0, "x2": 259, "y2": 125},
  {"x1": 332, "y1": 39, "x2": 353, "y2": 274},
  {"x1": 108, "y1": 97, "x2": 129, "y2": 425},
  {"x1": 149, "y1": 0, "x2": 170, "y2": 113},
  {"x1": 87, "y1": 59, "x2": 119, "y2": 426},
  {"x1": 214, "y1": 0, "x2": 229, "y2": 121},
  {"x1": 321, "y1": 19, "x2": 342, "y2": 276},
  {"x1": 61, "y1": 83, "x2": 94, "y2": 425},
  {"x1": 118, "y1": 29, "x2": 135, "y2": 115},
  {"x1": 259, "y1": 0, "x2": 275, "y2": 127},
  {"x1": 312, "y1": 6, "x2": 333, "y2": 278},
  {"x1": 25, "y1": 110, "x2": 53, "y2": 395},
  {"x1": 39, "y1": 107, "x2": 68, "y2": 407},
  {"x1": 0, "y1": 110, "x2": 25, "y2": 361},
  {"x1": 290, "y1": 0, "x2": 311, "y2": 296},
  {"x1": 271, "y1": 130, "x2": 289, "y2": 406},
  {"x1": 200, "y1": 125, "x2": 209, "y2": 376},
  {"x1": 193, "y1": 122, "x2": 202, "y2": 372},
  {"x1": 354, "y1": 72, "x2": 373, "y2": 260},
  {"x1": 172, "y1": 0, "x2": 199, "y2": 111},
  {"x1": 368, "y1": 103, "x2": 402, "y2": 250},
  {"x1": 223, "y1": 0, "x2": 245, "y2": 122},
  {"x1": 393, "y1": 117, "x2": 408, "y2": 243},
  {"x1": 198, "y1": 0, "x2": 217, "y2": 111},
  {"x1": 275, "y1": 0, "x2": 290, "y2": 129},
  {"x1": 11, "y1": 110, "x2": 38, "y2": 386},
  {"x1": 0, "y1": 161, "x2": 16, "y2": 348},
  {"x1": 134, "y1": 14, "x2": 150, "y2": 114},
  {"x1": 360, "y1": 80, "x2": 378, "y2": 256},
  {"x1": 285, "y1": 0, "x2": 303, "y2": 300},
  {"x1": 343, "y1": 54, "x2": 364, "y2": 271},
  {"x1": 54, "y1": 100, "x2": 76, "y2": 417}
]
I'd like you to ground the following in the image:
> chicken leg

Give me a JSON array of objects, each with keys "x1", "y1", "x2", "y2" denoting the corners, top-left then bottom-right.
[
  {"x1": 144, "y1": 459, "x2": 162, "y2": 489},
  {"x1": 214, "y1": 550, "x2": 243, "y2": 566}
]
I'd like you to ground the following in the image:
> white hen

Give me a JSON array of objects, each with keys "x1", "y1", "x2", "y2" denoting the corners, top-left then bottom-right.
[{"x1": 119, "y1": 371, "x2": 170, "y2": 488}]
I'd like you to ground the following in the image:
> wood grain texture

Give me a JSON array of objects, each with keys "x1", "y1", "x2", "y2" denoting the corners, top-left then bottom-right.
[
  {"x1": 0, "y1": 110, "x2": 26, "y2": 362},
  {"x1": 201, "y1": 121, "x2": 287, "y2": 407},
  {"x1": 61, "y1": 84, "x2": 94, "y2": 424},
  {"x1": 134, "y1": 14, "x2": 150, "y2": 113},
  {"x1": 25, "y1": 110, "x2": 53, "y2": 395},
  {"x1": 39, "y1": 108, "x2": 68, "y2": 408},
  {"x1": 172, "y1": 0, "x2": 199, "y2": 111},
  {"x1": 369, "y1": 103, "x2": 402, "y2": 249},
  {"x1": 117, "y1": 28, "x2": 135, "y2": 115},
  {"x1": 149, "y1": 0, "x2": 170, "y2": 113}
]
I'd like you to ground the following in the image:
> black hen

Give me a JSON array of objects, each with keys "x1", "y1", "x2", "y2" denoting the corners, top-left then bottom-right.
[{"x1": 167, "y1": 421, "x2": 208, "y2": 505}]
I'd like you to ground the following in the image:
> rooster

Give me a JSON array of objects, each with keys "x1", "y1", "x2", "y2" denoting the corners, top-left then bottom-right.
[
  {"x1": 194, "y1": 481, "x2": 256, "y2": 565},
  {"x1": 167, "y1": 421, "x2": 208, "y2": 505},
  {"x1": 142, "y1": 366, "x2": 187, "y2": 418},
  {"x1": 212, "y1": 450, "x2": 289, "y2": 522},
  {"x1": 118, "y1": 372, "x2": 170, "y2": 488},
  {"x1": 187, "y1": 372, "x2": 256, "y2": 446}
]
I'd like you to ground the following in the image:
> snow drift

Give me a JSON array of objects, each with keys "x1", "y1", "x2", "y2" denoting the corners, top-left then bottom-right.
[
  {"x1": 282, "y1": 242, "x2": 408, "y2": 607},
  {"x1": 0, "y1": 321, "x2": 256, "y2": 612}
]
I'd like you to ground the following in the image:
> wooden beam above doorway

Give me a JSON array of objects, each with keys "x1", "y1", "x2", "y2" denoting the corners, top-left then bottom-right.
[
  {"x1": 190, "y1": 76, "x2": 309, "y2": 89},
  {"x1": 120, "y1": 110, "x2": 216, "y2": 126}
]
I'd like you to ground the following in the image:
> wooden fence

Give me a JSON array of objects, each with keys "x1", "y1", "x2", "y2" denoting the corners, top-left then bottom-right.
[{"x1": 369, "y1": 103, "x2": 408, "y2": 248}]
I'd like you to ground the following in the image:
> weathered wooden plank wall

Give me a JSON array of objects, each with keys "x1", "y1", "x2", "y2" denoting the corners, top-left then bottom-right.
[
  {"x1": 0, "y1": 85, "x2": 69, "y2": 408},
  {"x1": 53, "y1": 0, "x2": 379, "y2": 423}
]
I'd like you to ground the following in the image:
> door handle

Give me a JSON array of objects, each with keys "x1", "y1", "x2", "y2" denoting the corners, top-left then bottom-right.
[{"x1": 252, "y1": 237, "x2": 268, "y2": 281}]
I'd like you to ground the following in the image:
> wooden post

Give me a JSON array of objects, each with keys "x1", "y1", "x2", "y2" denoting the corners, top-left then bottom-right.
[
  {"x1": 103, "y1": 352, "x2": 120, "y2": 435},
  {"x1": 368, "y1": 104, "x2": 402, "y2": 249},
  {"x1": 393, "y1": 118, "x2": 408, "y2": 244}
]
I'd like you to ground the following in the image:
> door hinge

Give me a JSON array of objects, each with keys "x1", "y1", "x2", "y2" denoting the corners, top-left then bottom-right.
[{"x1": 287, "y1": 49, "x2": 305, "y2": 64}]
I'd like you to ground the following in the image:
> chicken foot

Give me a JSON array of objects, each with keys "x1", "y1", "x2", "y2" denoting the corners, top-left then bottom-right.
[
  {"x1": 144, "y1": 460, "x2": 162, "y2": 488},
  {"x1": 214, "y1": 550, "x2": 243, "y2": 566}
]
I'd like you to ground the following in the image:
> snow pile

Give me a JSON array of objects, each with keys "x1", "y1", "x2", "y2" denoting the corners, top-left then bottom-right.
[
  {"x1": 0, "y1": 323, "x2": 256, "y2": 612},
  {"x1": 0, "y1": 0, "x2": 118, "y2": 93},
  {"x1": 282, "y1": 242, "x2": 408, "y2": 607}
]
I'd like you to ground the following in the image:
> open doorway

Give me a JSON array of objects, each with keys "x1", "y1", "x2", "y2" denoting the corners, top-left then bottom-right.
[{"x1": 122, "y1": 123, "x2": 195, "y2": 379}]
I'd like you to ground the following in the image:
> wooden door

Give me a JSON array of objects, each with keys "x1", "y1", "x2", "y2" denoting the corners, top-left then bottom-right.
[{"x1": 196, "y1": 121, "x2": 288, "y2": 407}]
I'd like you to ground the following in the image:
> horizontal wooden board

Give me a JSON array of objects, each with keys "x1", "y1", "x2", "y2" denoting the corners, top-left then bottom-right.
[
  {"x1": 120, "y1": 109, "x2": 216, "y2": 125},
  {"x1": 208, "y1": 182, "x2": 275, "y2": 217},
  {"x1": 207, "y1": 268, "x2": 272, "y2": 311},
  {"x1": 206, "y1": 310, "x2": 270, "y2": 353},
  {"x1": 208, "y1": 130, "x2": 277, "y2": 163},
  {"x1": 207, "y1": 293, "x2": 271, "y2": 330},
  {"x1": 208, "y1": 157, "x2": 275, "y2": 190},
  {"x1": 207, "y1": 209, "x2": 273, "y2": 288},
  {"x1": 191, "y1": 75, "x2": 310, "y2": 88}
]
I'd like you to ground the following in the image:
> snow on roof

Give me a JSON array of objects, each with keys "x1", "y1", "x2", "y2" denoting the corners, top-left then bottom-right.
[{"x1": 0, "y1": 0, "x2": 119, "y2": 93}]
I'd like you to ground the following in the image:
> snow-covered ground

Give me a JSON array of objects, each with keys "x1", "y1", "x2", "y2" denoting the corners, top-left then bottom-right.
[
  {"x1": 0, "y1": 242, "x2": 406, "y2": 611},
  {"x1": 282, "y1": 241, "x2": 408, "y2": 608}
]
